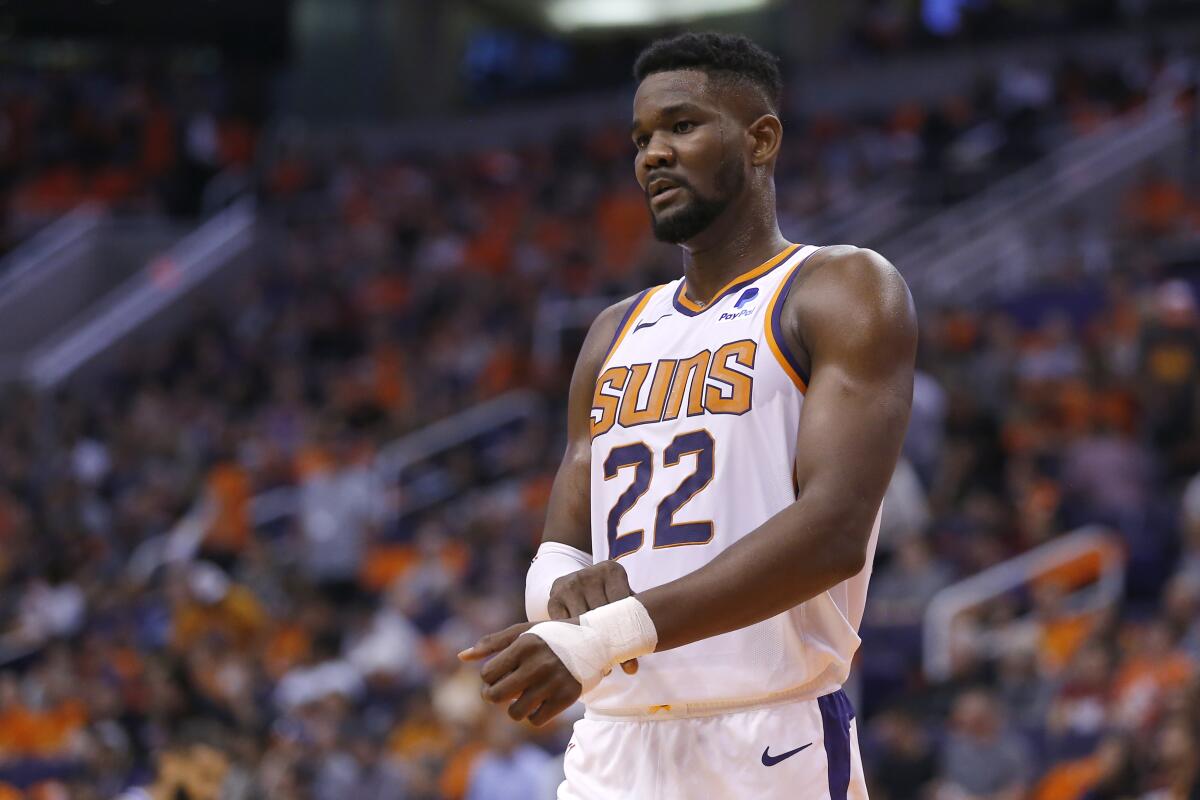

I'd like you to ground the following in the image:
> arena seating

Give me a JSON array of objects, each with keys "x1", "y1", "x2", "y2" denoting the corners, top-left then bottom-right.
[{"x1": 0, "y1": 40, "x2": 1196, "y2": 799}]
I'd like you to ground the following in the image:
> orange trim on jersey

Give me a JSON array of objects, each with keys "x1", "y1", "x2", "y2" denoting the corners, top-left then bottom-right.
[
  {"x1": 765, "y1": 258, "x2": 809, "y2": 394},
  {"x1": 673, "y1": 244, "x2": 800, "y2": 313},
  {"x1": 600, "y1": 285, "x2": 666, "y2": 370}
]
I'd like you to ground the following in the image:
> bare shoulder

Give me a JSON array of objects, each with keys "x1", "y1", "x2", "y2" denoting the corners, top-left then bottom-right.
[
  {"x1": 785, "y1": 245, "x2": 917, "y2": 368},
  {"x1": 793, "y1": 245, "x2": 911, "y2": 312}
]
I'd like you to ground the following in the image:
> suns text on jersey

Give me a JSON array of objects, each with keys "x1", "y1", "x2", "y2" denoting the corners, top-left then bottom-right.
[{"x1": 591, "y1": 339, "x2": 756, "y2": 437}]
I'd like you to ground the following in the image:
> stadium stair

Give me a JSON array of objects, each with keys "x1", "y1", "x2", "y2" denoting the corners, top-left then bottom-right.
[{"x1": 0, "y1": 199, "x2": 257, "y2": 389}]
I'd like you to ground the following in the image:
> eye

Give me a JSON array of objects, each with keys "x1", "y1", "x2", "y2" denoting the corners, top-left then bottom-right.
[
  {"x1": 633, "y1": 134, "x2": 649, "y2": 150},
  {"x1": 673, "y1": 120, "x2": 696, "y2": 134}
]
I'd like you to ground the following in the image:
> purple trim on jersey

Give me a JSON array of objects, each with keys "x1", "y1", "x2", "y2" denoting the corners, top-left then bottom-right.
[
  {"x1": 603, "y1": 288, "x2": 652, "y2": 363},
  {"x1": 818, "y1": 689, "x2": 854, "y2": 800},
  {"x1": 670, "y1": 244, "x2": 802, "y2": 317},
  {"x1": 769, "y1": 246, "x2": 823, "y2": 387}
]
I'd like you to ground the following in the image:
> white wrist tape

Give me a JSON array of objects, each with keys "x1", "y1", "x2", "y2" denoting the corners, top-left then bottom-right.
[
  {"x1": 523, "y1": 597, "x2": 658, "y2": 693},
  {"x1": 525, "y1": 541, "x2": 593, "y2": 622},
  {"x1": 520, "y1": 622, "x2": 612, "y2": 693}
]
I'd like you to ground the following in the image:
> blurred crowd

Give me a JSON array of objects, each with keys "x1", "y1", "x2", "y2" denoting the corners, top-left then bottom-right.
[
  {"x1": 860, "y1": 261, "x2": 1200, "y2": 799},
  {"x1": 0, "y1": 36, "x2": 1198, "y2": 800},
  {"x1": 0, "y1": 52, "x2": 264, "y2": 255},
  {"x1": 275, "y1": 42, "x2": 1193, "y2": 244}
]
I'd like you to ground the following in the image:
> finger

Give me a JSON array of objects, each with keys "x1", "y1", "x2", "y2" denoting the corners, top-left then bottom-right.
[
  {"x1": 478, "y1": 643, "x2": 521, "y2": 686},
  {"x1": 482, "y1": 660, "x2": 542, "y2": 704},
  {"x1": 458, "y1": 622, "x2": 533, "y2": 661},
  {"x1": 620, "y1": 659, "x2": 639, "y2": 675},
  {"x1": 582, "y1": 578, "x2": 608, "y2": 611},
  {"x1": 508, "y1": 684, "x2": 552, "y2": 722},
  {"x1": 480, "y1": 636, "x2": 541, "y2": 685},
  {"x1": 528, "y1": 686, "x2": 581, "y2": 727},
  {"x1": 561, "y1": 594, "x2": 589, "y2": 619},
  {"x1": 548, "y1": 599, "x2": 570, "y2": 621},
  {"x1": 602, "y1": 564, "x2": 635, "y2": 604},
  {"x1": 459, "y1": 628, "x2": 519, "y2": 662}
]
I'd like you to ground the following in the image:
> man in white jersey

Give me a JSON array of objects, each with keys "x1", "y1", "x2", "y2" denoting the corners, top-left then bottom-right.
[{"x1": 460, "y1": 32, "x2": 916, "y2": 799}]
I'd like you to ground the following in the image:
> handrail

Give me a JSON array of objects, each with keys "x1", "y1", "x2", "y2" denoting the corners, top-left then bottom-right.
[
  {"x1": 244, "y1": 389, "x2": 543, "y2": 530},
  {"x1": 922, "y1": 525, "x2": 1125, "y2": 681},
  {"x1": 26, "y1": 198, "x2": 256, "y2": 388},
  {"x1": 127, "y1": 501, "x2": 214, "y2": 582},
  {"x1": 931, "y1": 116, "x2": 1180, "y2": 303},
  {"x1": 892, "y1": 106, "x2": 1183, "y2": 303},
  {"x1": 815, "y1": 181, "x2": 908, "y2": 246},
  {"x1": 0, "y1": 203, "x2": 104, "y2": 295},
  {"x1": 375, "y1": 389, "x2": 541, "y2": 481},
  {"x1": 891, "y1": 114, "x2": 1124, "y2": 255}
]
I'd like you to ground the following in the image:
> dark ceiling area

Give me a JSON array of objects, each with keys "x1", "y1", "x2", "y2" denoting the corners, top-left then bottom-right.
[{"x1": 0, "y1": 0, "x2": 292, "y2": 58}]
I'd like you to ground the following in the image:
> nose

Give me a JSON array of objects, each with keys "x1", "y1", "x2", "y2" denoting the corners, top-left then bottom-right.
[{"x1": 639, "y1": 133, "x2": 675, "y2": 179}]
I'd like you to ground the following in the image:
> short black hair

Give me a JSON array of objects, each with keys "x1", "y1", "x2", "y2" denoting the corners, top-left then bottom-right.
[{"x1": 633, "y1": 32, "x2": 784, "y2": 116}]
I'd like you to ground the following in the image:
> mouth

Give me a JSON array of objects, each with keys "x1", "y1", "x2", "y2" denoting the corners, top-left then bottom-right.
[
  {"x1": 648, "y1": 177, "x2": 685, "y2": 210},
  {"x1": 650, "y1": 186, "x2": 684, "y2": 210},
  {"x1": 648, "y1": 175, "x2": 682, "y2": 195}
]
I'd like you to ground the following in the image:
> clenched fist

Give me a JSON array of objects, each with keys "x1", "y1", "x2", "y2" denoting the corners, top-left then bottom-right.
[{"x1": 548, "y1": 560, "x2": 639, "y2": 674}]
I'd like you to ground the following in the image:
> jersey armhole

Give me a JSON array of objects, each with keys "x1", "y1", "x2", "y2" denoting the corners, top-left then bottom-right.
[
  {"x1": 764, "y1": 247, "x2": 823, "y2": 394},
  {"x1": 599, "y1": 285, "x2": 665, "y2": 370}
]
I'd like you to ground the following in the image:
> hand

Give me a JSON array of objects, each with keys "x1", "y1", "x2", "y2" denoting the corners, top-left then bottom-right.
[
  {"x1": 459, "y1": 621, "x2": 583, "y2": 726},
  {"x1": 549, "y1": 560, "x2": 639, "y2": 674}
]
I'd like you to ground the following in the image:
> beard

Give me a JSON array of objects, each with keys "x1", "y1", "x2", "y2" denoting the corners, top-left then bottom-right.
[{"x1": 648, "y1": 154, "x2": 745, "y2": 244}]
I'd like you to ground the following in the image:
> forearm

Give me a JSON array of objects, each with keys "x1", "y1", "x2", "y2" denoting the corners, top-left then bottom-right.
[{"x1": 638, "y1": 495, "x2": 872, "y2": 652}]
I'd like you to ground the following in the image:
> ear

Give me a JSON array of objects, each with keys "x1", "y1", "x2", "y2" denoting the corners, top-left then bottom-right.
[{"x1": 747, "y1": 114, "x2": 782, "y2": 168}]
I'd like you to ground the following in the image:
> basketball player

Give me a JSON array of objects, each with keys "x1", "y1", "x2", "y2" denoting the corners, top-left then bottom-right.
[{"x1": 460, "y1": 32, "x2": 916, "y2": 798}]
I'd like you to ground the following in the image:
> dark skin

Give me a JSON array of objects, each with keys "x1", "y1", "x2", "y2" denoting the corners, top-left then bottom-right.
[{"x1": 460, "y1": 69, "x2": 918, "y2": 726}]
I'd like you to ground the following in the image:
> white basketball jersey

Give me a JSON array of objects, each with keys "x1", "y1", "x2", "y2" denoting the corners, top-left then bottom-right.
[{"x1": 586, "y1": 243, "x2": 882, "y2": 713}]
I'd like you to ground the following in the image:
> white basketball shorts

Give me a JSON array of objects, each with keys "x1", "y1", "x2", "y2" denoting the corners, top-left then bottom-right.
[{"x1": 558, "y1": 689, "x2": 867, "y2": 799}]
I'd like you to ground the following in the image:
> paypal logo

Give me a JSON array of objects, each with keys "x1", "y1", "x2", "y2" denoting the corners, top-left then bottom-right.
[
  {"x1": 734, "y1": 288, "x2": 759, "y2": 309},
  {"x1": 719, "y1": 287, "x2": 759, "y2": 322}
]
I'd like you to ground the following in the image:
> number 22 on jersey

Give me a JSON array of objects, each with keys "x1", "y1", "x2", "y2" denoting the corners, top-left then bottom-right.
[{"x1": 602, "y1": 430, "x2": 715, "y2": 559}]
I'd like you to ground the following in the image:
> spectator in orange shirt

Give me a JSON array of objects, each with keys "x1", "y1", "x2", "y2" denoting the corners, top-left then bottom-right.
[
  {"x1": 170, "y1": 562, "x2": 266, "y2": 654},
  {"x1": 199, "y1": 460, "x2": 252, "y2": 568},
  {"x1": 1121, "y1": 164, "x2": 1188, "y2": 238},
  {"x1": 1036, "y1": 738, "x2": 1108, "y2": 800},
  {"x1": 1033, "y1": 735, "x2": 1134, "y2": 800},
  {"x1": 1112, "y1": 620, "x2": 1195, "y2": 731}
]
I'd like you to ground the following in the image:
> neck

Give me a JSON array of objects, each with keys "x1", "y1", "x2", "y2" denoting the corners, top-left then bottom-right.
[{"x1": 677, "y1": 193, "x2": 790, "y2": 306}]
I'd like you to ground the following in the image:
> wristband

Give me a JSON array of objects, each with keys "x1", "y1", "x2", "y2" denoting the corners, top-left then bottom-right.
[
  {"x1": 524, "y1": 597, "x2": 658, "y2": 692},
  {"x1": 525, "y1": 541, "x2": 593, "y2": 622}
]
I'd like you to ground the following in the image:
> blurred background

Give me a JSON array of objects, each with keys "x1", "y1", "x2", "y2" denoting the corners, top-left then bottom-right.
[{"x1": 0, "y1": 0, "x2": 1198, "y2": 798}]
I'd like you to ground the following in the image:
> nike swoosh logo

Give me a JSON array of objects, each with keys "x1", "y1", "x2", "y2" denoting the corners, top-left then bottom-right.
[
  {"x1": 761, "y1": 742, "x2": 812, "y2": 767},
  {"x1": 633, "y1": 313, "x2": 671, "y2": 333}
]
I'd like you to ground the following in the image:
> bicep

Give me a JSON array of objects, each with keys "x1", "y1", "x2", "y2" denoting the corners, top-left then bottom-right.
[
  {"x1": 793, "y1": 351, "x2": 913, "y2": 521},
  {"x1": 791, "y1": 250, "x2": 917, "y2": 546}
]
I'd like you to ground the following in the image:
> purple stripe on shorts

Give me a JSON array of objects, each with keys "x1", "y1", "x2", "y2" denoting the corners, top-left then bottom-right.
[{"x1": 818, "y1": 689, "x2": 855, "y2": 800}]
